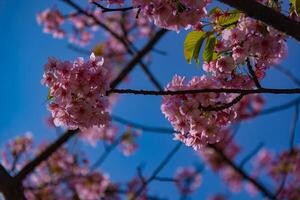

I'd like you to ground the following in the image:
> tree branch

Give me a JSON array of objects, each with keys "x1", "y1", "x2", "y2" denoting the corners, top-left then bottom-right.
[
  {"x1": 208, "y1": 144, "x2": 277, "y2": 200},
  {"x1": 246, "y1": 59, "x2": 262, "y2": 89},
  {"x1": 92, "y1": 2, "x2": 137, "y2": 13},
  {"x1": 14, "y1": 129, "x2": 77, "y2": 182},
  {"x1": 109, "y1": 29, "x2": 167, "y2": 89},
  {"x1": 218, "y1": 0, "x2": 300, "y2": 41},
  {"x1": 289, "y1": 103, "x2": 299, "y2": 152},
  {"x1": 108, "y1": 87, "x2": 300, "y2": 96},
  {"x1": 112, "y1": 115, "x2": 173, "y2": 134},
  {"x1": 133, "y1": 143, "x2": 181, "y2": 199}
]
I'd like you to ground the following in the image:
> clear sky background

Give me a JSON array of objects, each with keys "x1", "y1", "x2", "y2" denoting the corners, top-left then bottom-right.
[{"x1": 0, "y1": 1, "x2": 300, "y2": 199}]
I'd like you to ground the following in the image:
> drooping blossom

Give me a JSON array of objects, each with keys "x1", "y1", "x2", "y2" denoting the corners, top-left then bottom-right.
[
  {"x1": 174, "y1": 166, "x2": 202, "y2": 194},
  {"x1": 42, "y1": 53, "x2": 111, "y2": 130}
]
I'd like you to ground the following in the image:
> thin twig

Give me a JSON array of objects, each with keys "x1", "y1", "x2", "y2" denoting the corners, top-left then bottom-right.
[
  {"x1": 289, "y1": 103, "x2": 299, "y2": 152},
  {"x1": 274, "y1": 65, "x2": 300, "y2": 86},
  {"x1": 259, "y1": 97, "x2": 300, "y2": 116},
  {"x1": 91, "y1": 135, "x2": 123, "y2": 170},
  {"x1": 112, "y1": 115, "x2": 173, "y2": 134},
  {"x1": 92, "y1": 2, "x2": 136, "y2": 13},
  {"x1": 133, "y1": 143, "x2": 182, "y2": 199},
  {"x1": 239, "y1": 142, "x2": 264, "y2": 168},
  {"x1": 14, "y1": 129, "x2": 78, "y2": 181},
  {"x1": 246, "y1": 59, "x2": 262, "y2": 89},
  {"x1": 208, "y1": 144, "x2": 277, "y2": 200}
]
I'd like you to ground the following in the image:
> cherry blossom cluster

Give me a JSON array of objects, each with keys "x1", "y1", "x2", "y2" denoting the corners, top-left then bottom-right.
[
  {"x1": 161, "y1": 75, "x2": 247, "y2": 149},
  {"x1": 119, "y1": 127, "x2": 141, "y2": 156},
  {"x1": 204, "y1": 14, "x2": 287, "y2": 78},
  {"x1": 198, "y1": 132, "x2": 244, "y2": 192},
  {"x1": 1, "y1": 134, "x2": 120, "y2": 200},
  {"x1": 251, "y1": 148, "x2": 300, "y2": 199},
  {"x1": 132, "y1": 0, "x2": 210, "y2": 32},
  {"x1": 174, "y1": 166, "x2": 202, "y2": 195},
  {"x1": 79, "y1": 124, "x2": 118, "y2": 146},
  {"x1": 1, "y1": 133, "x2": 33, "y2": 172},
  {"x1": 37, "y1": 8, "x2": 65, "y2": 39},
  {"x1": 91, "y1": 0, "x2": 211, "y2": 31},
  {"x1": 42, "y1": 53, "x2": 111, "y2": 130},
  {"x1": 37, "y1": 6, "x2": 155, "y2": 46}
]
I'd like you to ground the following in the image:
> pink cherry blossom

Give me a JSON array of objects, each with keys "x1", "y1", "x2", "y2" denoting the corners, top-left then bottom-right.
[
  {"x1": 42, "y1": 53, "x2": 111, "y2": 130},
  {"x1": 161, "y1": 75, "x2": 238, "y2": 149},
  {"x1": 174, "y1": 166, "x2": 202, "y2": 194}
]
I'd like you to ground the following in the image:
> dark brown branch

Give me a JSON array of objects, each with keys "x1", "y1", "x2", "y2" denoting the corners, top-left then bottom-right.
[
  {"x1": 218, "y1": 0, "x2": 300, "y2": 41},
  {"x1": 289, "y1": 103, "x2": 299, "y2": 152},
  {"x1": 246, "y1": 59, "x2": 262, "y2": 89},
  {"x1": 62, "y1": 0, "x2": 167, "y2": 90},
  {"x1": 92, "y1": 2, "x2": 136, "y2": 13},
  {"x1": 153, "y1": 177, "x2": 176, "y2": 182},
  {"x1": 14, "y1": 129, "x2": 77, "y2": 182},
  {"x1": 0, "y1": 165, "x2": 25, "y2": 200},
  {"x1": 208, "y1": 144, "x2": 277, "y2": 200},
  {"x1": 109, "y1": 29, "x2": 167, "y2": 89},
  {"x1": 199, "y1": 94, "x2": 244, "y2": 112},
  {"x1": 91, "y1": 135, "x2": 123, "y2": 170},
  {"x1": 107, "y1": 117, "x2": 277, "y2": 200},
  {"x1": 112, "y1": 115, "x2": 173, "y2": 134},
  {"x1": 133, "y1": 143, "x2": 181, "y2": 199},
  {"x1": 108, "y1": 87, "x2": 300, "y2": 96},
  {"x1": 259, "y1": 97, "x2": 300, "y2": 116},
  {"x1": 274, "y1": 65, "x2": 300, "y2": 86},
  {"x1": 239, "y1": 142, "x2": 264, "y2": 167},
  {"x1": 138, "y1": 62, "x2": 163, "y2": 91}
]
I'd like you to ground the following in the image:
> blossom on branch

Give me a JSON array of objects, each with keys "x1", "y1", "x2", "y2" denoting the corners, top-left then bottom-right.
[{"x1": 42, "y1": 53, "x2": 111, "y2": 130}]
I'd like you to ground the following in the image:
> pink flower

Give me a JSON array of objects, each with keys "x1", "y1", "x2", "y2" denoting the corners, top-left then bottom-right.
[
  {"x1": 119, "y1": 127, "x2": 141, "y2": 156},
  {"x1": 161, "y1": 75, "x2": 238, "y2": 149},
  {"x1": 42, "y1": 53, "x2": 111, "y2": 130},
  {"x1": 175, "y1": 166, "x2": 202, "y2": 194},
  {"x1": 37, "y1": 9, "x2": 65, "y2": 38}
]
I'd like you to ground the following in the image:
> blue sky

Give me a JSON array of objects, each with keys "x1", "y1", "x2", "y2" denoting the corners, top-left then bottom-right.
[{"x1": 0, "y1": 1, "x2": 300, "y2": 199}]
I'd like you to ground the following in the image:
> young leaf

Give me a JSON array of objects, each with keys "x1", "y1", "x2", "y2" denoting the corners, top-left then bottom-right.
[
  {"x1": 203, "y1": 35, "x2": 217, "y2": 62},
  {"x1": 291, "y1": 0, "x2": 300, "y2": 16},
  {"x1": 47, "y1": 90, "x2": 54, "y2": 100},
  {"x1": 184, "y1": 31, "x2": 207, "y2": 64},
  {"x1": 218, "y1": 10, "x2": 240, "y2": 28}
]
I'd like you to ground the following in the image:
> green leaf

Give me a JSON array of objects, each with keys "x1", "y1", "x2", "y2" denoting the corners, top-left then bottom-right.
[
  {"x1": 184, "y1": 31, "x2": 207, "y2": 64},
  {"x1": 208, "y1": 7, "x2": 222, "y2": 16},
  {"x1": 218, "y1": 10, "x2": 240, "y2": 28},
  {"x1": 47, "y1": 90, "x2": 54, "y2": 100},
  {"x1": 203, "y1": 35, "x2": 217, "y2": 62},
  {"x1": 291, "y1": 0, "x2": 300, "y2": 16}
]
